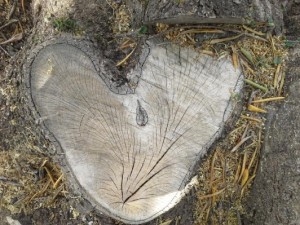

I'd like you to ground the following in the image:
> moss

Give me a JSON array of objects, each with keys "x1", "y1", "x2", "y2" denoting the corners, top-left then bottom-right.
[{"x1": 52, "y1": 18, "x2": 77, "y2": 33}]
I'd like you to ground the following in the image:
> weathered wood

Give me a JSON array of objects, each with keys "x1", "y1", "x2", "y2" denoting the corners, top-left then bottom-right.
[
  {"x1": 244, "y1": 3, "x2": 300, "y2": 224},
  {"x1": 143, "y1": 0, "x2": 283, "y2": 33},
  {"x1": 284, "y1": 1, "x2": 300, "y2": 36},
  {"x1": 27, "y1": 38, "x2": 242, "y2": 223},
  {"x1": 244, "y1": 46, "x2": 300, "y2": 225}
]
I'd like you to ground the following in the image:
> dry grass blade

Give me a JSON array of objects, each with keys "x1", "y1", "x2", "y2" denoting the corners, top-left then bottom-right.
[
  {"x1": 178, "y1": 28, "x2": 225, "y2": 36},
  {"x1": 159, "y1": 219, "x2": 173, "y2": 225},
  {"x1": 28, "y1": 180, "x2": 51, "y2": 202},
  {"x1": 0, "y1": 45, "x2": 11, "y2": 56},
  {"x1": 40, "y1": 159, "x2": 48, "y2": 167},
  {"x1": 18, "y1": 20, "x2": 24, "y2": 33},
  {"x1": 269, "y1": 35, "x2": 276, "y2": 56},
  {"x1": 199, "y1": 50, "x2": 215, "y2": 56},
  {"x1": 53, "y1": 174, "x2": 64, "y2": 189},
  {"x1": 252, "y1": 96, "x2": 285, "y2": 103},
  {"x1": 116, "y1": 45, "x2": 137, "y2": 66},
  {"x1": 278, "y1": 72, "x2": 285, "y2": 95},
  {"x1": 175, "y1": 217, "x2": 181, "y2": 225},
  {"x1": 238, "y1": 153, "x2": 248, "y2": 183},
  {"x1": 0, "y1": 19, "x2": 18, "y2": 30},
  {"x1": 248, "y1": 128, "x2": 262, "y2": 170},
  {"x1": 244, "y1": 79, "x2": 268, "y2": 92},
  {"x1": 209, "y1": 33, "x2": 243, "y2": 44},
  {"x1": 240, "y1": 47, "x2": 254, "y2": 65},
  {"x1": 241, "y1": 175, "x2": 256, "y2": 196},
  {"x1": 241, "y1": 124, "x2": 249, "y2": 140},
  {"x1": 234, "y1": 161, "x2": 241, "y2": 183},
  {"x1": 21, "y1": 0, "x2": 26, "y2": 14},
  {"x1": 43, "y1": 166, "x2": 56, "y2": 185},
  {"x1": 7, "y1": 0, "x2": 17, "y2": 20},
  {"x1": 210, "y1": 150, "x2": 218, "y2": 185},
  {"x1": 248, "y1": 149, "x2": 258, "y2": 170},
  {"x1": 231, "y1": 46, "x2": 239, "y2": 70},
  {"x1": 0, "y1": 32, "x2": 23, "y2": 45},
  {"x1": 242, "y1": 25, "x2": 265, "y2": 36},
  {"x1": 119, "y1": 38, "x2": 135, "y2": 49},
  {"x1": 186, "y1": 34, "x2": 196, "y2": 44},
  {"x1": 243, "y1": 32, "x2": 268, "y2": 42},
  {"x1": 248, "y1": 105, "x2": 267, "y2": 113},
  {"x1": 241, "y1": 168, "x2": 249, "y2": 187},
  {"x1": 51, "y1": 184, "x2": 65, "y2": 201},
  {"x1": 240, "y1": 115, "x2": 262, "y2": 123},
  {"x1": 198, "y1": 188, "x2": 225, "y2": 200},
  {"x1": 231, "y1": 136, "x2": 252, "y2": 152},
  {"x1": 240, "y1": 58, "x2": 255, "y2": 75},
  {"x1": 229, "y1": 124, "x2": 247, "y2": 137},
  {"x1": 274, "y1": 63, "x2": 282, "y2": 88}
]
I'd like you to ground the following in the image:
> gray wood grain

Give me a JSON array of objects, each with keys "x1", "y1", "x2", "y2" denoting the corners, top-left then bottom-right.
[
  {"x1": 143, "y1": 0, "x2": 283, "y2": 34},
  {"x1": 30, "y1": 42, "x2": 241, "y2": 223}
]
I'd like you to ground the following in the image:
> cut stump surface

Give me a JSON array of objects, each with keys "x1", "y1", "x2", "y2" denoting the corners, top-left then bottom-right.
[{"x1": 27, "y1": 39, "x2": 242, "y2": 224}]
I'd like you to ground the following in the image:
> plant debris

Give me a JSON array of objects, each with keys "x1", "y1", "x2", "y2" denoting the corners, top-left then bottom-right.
[
  {"x1": 0, "y1": 0, "x2": 289, "y2": 224},
  {"x1": 0, "y1": 0, "x2": 71, "y2": 221},
  {"x1": 0, "y1": 152, "x2": 66, "y2": 214},
  {"x1": 153, "y1": 22, "x2": 288, "y2": 224}
]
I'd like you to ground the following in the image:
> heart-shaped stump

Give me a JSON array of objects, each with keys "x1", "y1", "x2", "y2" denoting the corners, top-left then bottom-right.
[{"x1": 27, "y1": 39, "x2": 242, "y2": 224}]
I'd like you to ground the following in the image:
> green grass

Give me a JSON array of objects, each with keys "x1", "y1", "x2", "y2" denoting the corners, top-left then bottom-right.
[{"x1": 53, "y1": 18, "x2": 77, "y2": 32}]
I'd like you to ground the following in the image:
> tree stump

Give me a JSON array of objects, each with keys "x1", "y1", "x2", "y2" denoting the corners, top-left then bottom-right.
[
  {"x1": 26, "y1": 37, "x2": 242, "y2": 223},
  {"x1": 7, "y1": 0, "x2": 287, "y2": 224}
]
